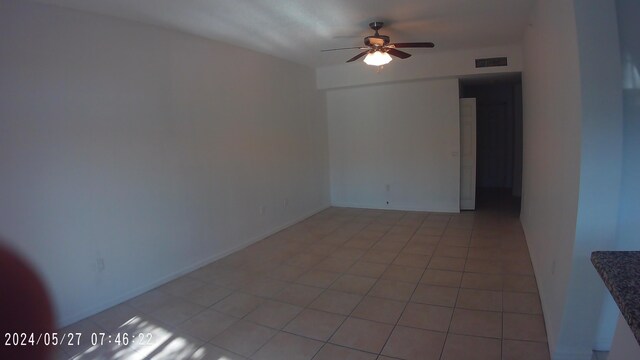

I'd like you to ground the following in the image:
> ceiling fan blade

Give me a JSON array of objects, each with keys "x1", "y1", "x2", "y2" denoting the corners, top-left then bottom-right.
[
  {"x1": 346, "y1": 51, "x2": 369, "y2": 63},
  {"x1": 391, "y1": 42, "x2": 435, "y2": 48},
  {"x1": 321, "y1": 46, "x2": 366, "y2": 52},
  {"x1": 387, "y1": 48, "x2": 412, "y2": 59}
]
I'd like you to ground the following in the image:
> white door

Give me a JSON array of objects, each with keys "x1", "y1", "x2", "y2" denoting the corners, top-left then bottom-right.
[{"x1": 460, "y1": 98, "x2": 477, "y2": 210}]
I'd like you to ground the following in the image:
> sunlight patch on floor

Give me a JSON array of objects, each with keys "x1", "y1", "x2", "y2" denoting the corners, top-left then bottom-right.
[{"x1": 68, "y1": 315, "x2": 202, "y2": 360}]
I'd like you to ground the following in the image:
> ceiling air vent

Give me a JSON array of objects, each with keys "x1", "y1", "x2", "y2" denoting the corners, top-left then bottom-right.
[{"x1": 475, "y1": 57, "x2": 508, "y2": 68}]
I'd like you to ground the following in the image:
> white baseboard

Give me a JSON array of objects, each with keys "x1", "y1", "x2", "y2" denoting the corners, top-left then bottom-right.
[
  {"x1": 521, "y1": 223, "x2": 601, "y2": 360},
  {"x1": 330, "y1": 201, "x2": 460, "y2": 214},
  {"x1": 552, "y1": 348, "x2": 595, "y2": 360},
  {"x1": 58, "y1": 204, "x2": 330, "y2": 327},
  {"x1": 521, "y1": 222, "x2": 556, "y2": 354},
  {"x1": 593, "y1": 336, "x2": 612, "y2": 352}
]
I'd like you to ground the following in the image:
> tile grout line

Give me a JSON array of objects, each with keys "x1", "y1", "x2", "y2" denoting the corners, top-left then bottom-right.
[
  {"x1": 317, "y1": 211, "x2": 412, "y2": 357},
  {"x1": 239, "y1": 213, "x2": 365, "y2": 359},
  {"x1": 376, "y1": 212, "x2": 446, "y2": 359},
  {"x1": 239, "y1": 211, "x2": 382, "y2": 359},
  {"x1": 304, "y1": 211, "x2": 419, "y2": 359}
]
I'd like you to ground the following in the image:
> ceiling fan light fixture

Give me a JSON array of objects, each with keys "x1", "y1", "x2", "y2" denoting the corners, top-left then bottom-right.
[{"x1": 363, "y1": 50, "x2": 392, "y2": 66}]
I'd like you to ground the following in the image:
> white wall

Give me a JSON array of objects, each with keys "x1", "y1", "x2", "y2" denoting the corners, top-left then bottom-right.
[
  {"x1": 557, "y1": 0, "x2": 623, "y2": 356},
  {"x1": 595, "y1": 0, "x2": 640, "y2": 353},
  {"x1": 521, "y1": 0, "x2": 624, "y2": 358},
  {"x1": 615, "y1": 1, "x2": 640, "y2": 249},
  {"x1": 327, "y1": 78, "x2": 460, "y2": 212},
  {"x1": 521, "y1": 1, "x2": 583, "y2": 352},
  {"x1": 0, "y1": 0, "x2": 329, "y2": 327},
  {"x1": 317, "y1": 44, "x2": 523, "y2": 90}
]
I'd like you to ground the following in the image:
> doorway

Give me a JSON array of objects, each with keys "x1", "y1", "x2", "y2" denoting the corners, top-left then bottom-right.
[{"x1": 460, "y1": 74, "x2": 523, "y2": 214}]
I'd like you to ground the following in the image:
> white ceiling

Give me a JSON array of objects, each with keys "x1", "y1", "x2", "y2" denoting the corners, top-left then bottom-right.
[{"x1": 34, "y1": 0, "x2": 535, "y2": 68}]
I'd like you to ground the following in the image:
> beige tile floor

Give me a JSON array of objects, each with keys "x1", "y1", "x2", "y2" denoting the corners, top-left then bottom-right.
[{"x1": 55, "y1": 207, "x2": 551, "y2": 360}]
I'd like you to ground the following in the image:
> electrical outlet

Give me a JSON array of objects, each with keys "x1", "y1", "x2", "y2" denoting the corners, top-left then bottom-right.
[{"x1": 259, "y1": 205, "x2": 266, "y2": 215}]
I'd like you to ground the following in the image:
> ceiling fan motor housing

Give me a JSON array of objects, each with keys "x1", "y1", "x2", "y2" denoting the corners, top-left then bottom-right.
[
  {"x1": 364, "y1": 35, "x2": 390, "y2": 47},
  {"x1": 365, "y1": 21, "x2": 389, "y2": 47}
]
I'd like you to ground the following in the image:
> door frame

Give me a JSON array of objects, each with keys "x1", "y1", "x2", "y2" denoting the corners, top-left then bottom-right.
[{"x1": 460, "y1": 98, "x2": 477, "y2": 210}]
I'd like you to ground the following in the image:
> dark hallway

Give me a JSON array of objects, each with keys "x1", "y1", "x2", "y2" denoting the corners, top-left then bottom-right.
[{"x1": 460, "y1": 74, "x2": 523, "y2": 215}]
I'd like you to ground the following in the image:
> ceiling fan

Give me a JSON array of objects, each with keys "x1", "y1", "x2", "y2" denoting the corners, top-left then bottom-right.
[{"x1": 322, "y1": 21, "x2": 435, "y2": 66}]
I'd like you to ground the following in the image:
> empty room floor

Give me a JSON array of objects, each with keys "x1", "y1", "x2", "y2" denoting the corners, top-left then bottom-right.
[{"x1": 56, "y1": 207, "x2": 550, "y2": 360}]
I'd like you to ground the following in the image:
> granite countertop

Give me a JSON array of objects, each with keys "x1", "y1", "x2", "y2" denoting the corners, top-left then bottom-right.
[{"x1": 591, "y1": 251, "x2": 640, "y2": 345}]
